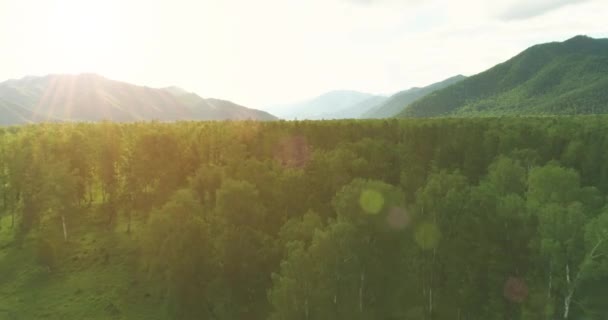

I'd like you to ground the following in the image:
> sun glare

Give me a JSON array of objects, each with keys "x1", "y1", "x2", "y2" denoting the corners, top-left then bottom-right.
[{"x1": 44, "y1": 0, "x2": 119, "y2": 73}]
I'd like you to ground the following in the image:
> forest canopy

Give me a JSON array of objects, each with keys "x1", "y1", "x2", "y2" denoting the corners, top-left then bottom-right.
[{"x1": 1, "y1": 117, "x2": 608, "y2": 319}]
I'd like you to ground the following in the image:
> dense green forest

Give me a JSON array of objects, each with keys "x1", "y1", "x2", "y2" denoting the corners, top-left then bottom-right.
[
  {"x1": 400, "y1": 36, "x2": 608, "y2": 118},
  {"x1": 1, "y1": 118, "x2": 608, "y2": 319}
]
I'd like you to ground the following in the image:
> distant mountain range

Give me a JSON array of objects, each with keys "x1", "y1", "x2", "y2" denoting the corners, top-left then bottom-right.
[
  {"x1": 364, "y1": 75, "x2": 466, "y2": 118},
  {"x1": 3, "y1": 35, "x2": 606, "y2": 125},
  {"x1": 0, "y1": 74, "x2": 276, "y2": 125},
  {"x1": 265, "y1": 75, "x2": 466, "y2": 120},
  {"x1": 265, "y1": 90, "x2": 388, "y2": 120},
  {"x1": 322, "y1": 95, "x2": 389, "y2": 119},
  {"x1": 277, "y1": 35, "x2": 608, "y2": 120},
  {"x1": 399, "y1": 35, "x2": 608, "y2": 117},
  {"x1": 264, "y1": 74, "x2": 467, "y2": 120}
]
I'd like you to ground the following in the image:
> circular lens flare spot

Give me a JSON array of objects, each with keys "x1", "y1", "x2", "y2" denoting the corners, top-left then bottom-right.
[
  {"x1": 414, "y1": 223, "x2": 441, "y2": 250},
  {"x1": 274, "y1": 135, "x2": 311, "y2": 168},
  {"x1": 387, "y1": 207, "x2": 410, "y2": 230},
  {"x1": 504, "y1": 277, "x2": 528, "y2": 303},
  {"x1": 359, "y1": 189, "x2": 384, "y2": 215}
]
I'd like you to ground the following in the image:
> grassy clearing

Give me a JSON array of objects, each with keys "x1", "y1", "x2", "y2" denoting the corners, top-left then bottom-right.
[{"x1": 0, "y1": 213, "x2": 165, "y2": 320}]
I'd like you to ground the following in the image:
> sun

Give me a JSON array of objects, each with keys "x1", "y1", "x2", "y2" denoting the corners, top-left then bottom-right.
[{"x1": 44, "y1": 0, "x2": 120, "y2": 74}]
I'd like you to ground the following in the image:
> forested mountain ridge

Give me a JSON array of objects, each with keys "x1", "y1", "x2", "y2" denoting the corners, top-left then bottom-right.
[
  {"x1": 1, "y1": 118, "x2": 608, "y2": 319},
  {"x1": 363, "y1": 74, "x2": 466, "y2": 118},
  {"x1": 0, "y1": 74, "x2": 277, "y2": 124},
  {"x1": 399, "y1": 35, "x2": 608, "y2": 117}
]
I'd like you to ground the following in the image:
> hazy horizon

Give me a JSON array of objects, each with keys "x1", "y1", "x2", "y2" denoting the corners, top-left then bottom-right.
[{"x1": 1, "y1": 0, "x2": 607, "y2": 109}]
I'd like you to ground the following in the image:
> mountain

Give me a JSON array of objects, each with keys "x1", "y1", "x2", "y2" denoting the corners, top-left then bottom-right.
[
  {"x1": 319, "y1": 95, "x2": 389, "y2": 119},
  {"x1": 267, "y1": 90, "x2": 386, "y2": 119},
  {"x1": 399, "y1": 35, "x2": 608, "y2": 117},
  {"x1": 0, "y1": 102, "x2": 47, "y2": 126},
  {"x1": 0, "y1": 74, "x2": 277, "y2": 125},
  {"x1": 363, "y1": 75, "x2": 466, "y2": 118}
]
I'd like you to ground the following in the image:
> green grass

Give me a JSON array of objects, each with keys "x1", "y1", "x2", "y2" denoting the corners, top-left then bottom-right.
[{"x1": 0, "y1": 212, "x2": 165, "y2": 320}]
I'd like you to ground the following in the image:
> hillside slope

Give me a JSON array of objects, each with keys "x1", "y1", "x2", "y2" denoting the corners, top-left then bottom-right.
[
  {"x1": 0, "y1": 74, "x2": 277, "y2": 124},
  {"x1": 399, "y1": 35, "x2": 608, "y2": 117},
  {"x1": 363, "y1": 75, "x2": 466, "y2": 118},
  {"x1": 0, "y1": 101, "x2": 42, "y2": 125}
]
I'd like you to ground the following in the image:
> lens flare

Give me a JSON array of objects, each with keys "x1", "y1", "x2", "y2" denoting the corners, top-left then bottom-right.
[
  {"x1": 503, "y1": 277, "x2": 528, "y2": 303},
  {"x1": 414, "y1": 222, "x2": 441, "y2": 250},
  {"x1": 359, "y1": 189, "x2": 384, "y2": 214},
  {"x1": 387, "y1": 207, "x2": 410, "y2": 230},
  {"x1": 274, "y1": 135, "x2": 311, "y2": 168}
]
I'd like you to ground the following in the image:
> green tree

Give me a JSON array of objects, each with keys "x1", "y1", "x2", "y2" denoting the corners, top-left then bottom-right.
[
  {"x1": 142, "y1": 189, "x2": 217, "y2": 319},
  {"x1": 528, "y1": 164, "x2": 591, "y2": 319}
]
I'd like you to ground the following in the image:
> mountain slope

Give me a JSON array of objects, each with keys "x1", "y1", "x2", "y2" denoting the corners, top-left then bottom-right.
[
  {"x1": 267, "y1": 90, "x2": 383, "y2": 119},
  {"x1": 0, "y1": 74, "x2": 277, "y2": 124},
  {"x1": 363, "y1": 75, "x2": 466, "y2": 118},
  {"x1": 319, "y1": 95, "x2": 389, "y2": 119},
  {"x1": 399, "y1": 35, "x2": 608, "y2": 117},
  {"x1": 0, "y1": 101, "x2": 41, "y2": 125}
]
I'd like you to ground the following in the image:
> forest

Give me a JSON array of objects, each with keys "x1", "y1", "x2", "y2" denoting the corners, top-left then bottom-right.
[{"x1": 1, "y1": 117, "x2": 608, "y2": 319}]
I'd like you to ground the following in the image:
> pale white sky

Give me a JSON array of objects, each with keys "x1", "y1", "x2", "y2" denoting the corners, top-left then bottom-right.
[{"x1": 0, "y1": 0, "x2": 606, "y2": 109}]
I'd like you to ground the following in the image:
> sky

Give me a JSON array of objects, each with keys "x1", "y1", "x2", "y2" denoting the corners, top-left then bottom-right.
[{"x1": 0, "y1": 0, "x2": 607, "y2": 109}]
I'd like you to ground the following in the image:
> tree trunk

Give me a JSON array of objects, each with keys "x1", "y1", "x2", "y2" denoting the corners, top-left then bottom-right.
[
  {"x1": 88, "y1": 185, "x2": 94, "y2": 207},
  {"x1": 61, "y1": 214, "x2": 68, "y2": 241},
  {"x1": 107, "y1": 206, "x2": 115, "y2": 228},
  {"x1": 561, "y1": 238, "x2": 605, "y2": 320},
  {"x1": 563, "y1": 263, "x2": 571, "y2": 319},
  {"x1": 563, "y1": 290, "x2": 572, "y2": 319},
  {"x1": 359, "y1": 271, "x2": 365, "y2": 314},
  {"x1": 127, "y1": 210, "x2": 131, "y2": 234},
  {"x1": 429, "y1": 246, "x2": 436, "y2": 319},
  {"x1": 429, "y1": 287, "x2": 433, "y2": 318},
  {"x1": 11, "y1": 191, "x2": 18, "y2": 228},
  {"x1": 548, "y1": 264, "x2": 552, "y2": 299}
]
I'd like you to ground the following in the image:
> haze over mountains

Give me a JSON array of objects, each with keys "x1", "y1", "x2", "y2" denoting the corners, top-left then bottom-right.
[
  {"x1": 264, "y1": 76, "x2": 468, "y2": 120},
  {"x1": 1, "y1": 35, "x2": 607, "y2": 125},
  {"x1": 265, "y1": 90, "x2": 388, "y2": 120},
  {"x1": 399, "y1": 35, "x2": 608, "y2": 117},
  {"x1": 0, "y1": 74, "x2": 276, "y2": 125},
  {"x1": 266, "y1": 35, "x2": 608, "y2": 120}
]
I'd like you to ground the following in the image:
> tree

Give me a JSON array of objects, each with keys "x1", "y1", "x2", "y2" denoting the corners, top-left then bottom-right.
[
  {"x1": 142, "y1": 189, "x2": 217, "y2": 319},
  {"x1": 414, "y1": 170, "x2": 470, "y2": 319},
  {"x1": 528, "y1": 164, "x2": 591, "y2": 319},
  {"x1": 270, "y1": 179, "x2": 410, "y2": 319},
  {"x1": 214, "y1": 179, "x2": 276, "y2": 318},
  {"x1": 42, "y1": 160, "x2": 78, "y2": 242}
]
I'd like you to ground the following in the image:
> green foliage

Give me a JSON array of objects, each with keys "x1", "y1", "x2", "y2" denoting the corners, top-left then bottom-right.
[
  {"x1": 487, "y1": 156, "x2": 527, "y2": 195},
  {"x1": 528, "y1": 163, "x2": 582, "y2": 205},
  {"x1": 1, "y1": 117, "x2": 608, "y2": 319}
]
